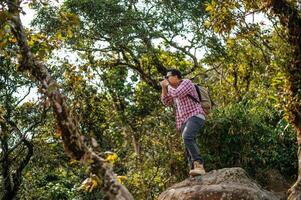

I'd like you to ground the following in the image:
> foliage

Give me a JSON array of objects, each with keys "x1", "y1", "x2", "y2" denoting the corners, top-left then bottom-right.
[
  {"x1": 201, "y1": 102, "x2": 297, "y2": 181},
  {"x1": 1, "y1": 0, "x2": 301, "y2": 199}
]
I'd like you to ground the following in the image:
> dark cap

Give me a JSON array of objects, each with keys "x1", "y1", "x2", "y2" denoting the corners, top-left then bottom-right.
[{"x1": 166, "y1": 69, "x2": 182, "y2": 79}]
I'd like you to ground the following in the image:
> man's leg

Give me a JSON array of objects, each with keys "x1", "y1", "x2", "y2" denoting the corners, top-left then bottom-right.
[
  {"x1": 182, "y1": 116, "x2": 205, "y2": 174},
  {"x1": 181, "y1": 123, "x2": 194, "y2": 169},
  {"x1": 185, "y1": 147, "x2": 193, "y2": 169}
]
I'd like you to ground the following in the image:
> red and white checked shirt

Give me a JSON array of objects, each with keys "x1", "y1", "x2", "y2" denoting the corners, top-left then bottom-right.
[{"x1": 161, "y1": 79, "x2": 205, "y2": 130}]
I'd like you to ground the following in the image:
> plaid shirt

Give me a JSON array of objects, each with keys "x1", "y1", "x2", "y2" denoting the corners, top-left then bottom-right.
[{"x1": 161, "y1": 79, "x2": 205, "y2": 130}]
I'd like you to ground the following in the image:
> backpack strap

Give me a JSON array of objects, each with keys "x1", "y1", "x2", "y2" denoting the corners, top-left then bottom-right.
[
  {"x1": 194, "y1": 84, "x2": 202, "y2": 101},
  {"x1": 187, "y1": 94, "x2": 200, "y2": 103},
  {"x1": 187, "y1": 84, "x2": 201, "y2": 103}
]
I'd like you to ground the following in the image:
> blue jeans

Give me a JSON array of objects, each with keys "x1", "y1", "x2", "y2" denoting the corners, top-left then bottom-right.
[{"x1": 180, "y1": 116, "x2": 205, "y2": 169}]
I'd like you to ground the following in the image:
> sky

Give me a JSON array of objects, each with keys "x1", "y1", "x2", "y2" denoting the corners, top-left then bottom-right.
[
  {"x1": 20, "y1": 0, "x2": 63, "y2": 27},
  {"x1": 20, "y1": 2, "x2": 35, "y2": 27},
  {"x1": 17, "y1": 3, "x2": 39, "y2": 103}
]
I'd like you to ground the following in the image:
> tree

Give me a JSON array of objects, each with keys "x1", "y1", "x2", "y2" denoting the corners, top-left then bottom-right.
[
  {"x1": 262, "y1": 1, "x2": 301, "y2": 199},
  {"x1": 31, "y1": 0, "x2": 218, "y2": 89},
  {"x1": 2, "y1": 0, "x2": 134, "y2": 199},
  {"x1": 2, "y1": 0, "x2": 299, "y2": 199},
  {"x1": 205, "y1": 0, "x2": 301, "y2": 198},
  {"x1": 0, "y1": 55, "x2": 46, "y2": 199}
]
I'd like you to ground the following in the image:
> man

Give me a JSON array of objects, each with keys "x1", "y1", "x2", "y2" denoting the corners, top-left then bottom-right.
[{"x1": 161, "y1": 69, "x2": 206, "y2": 176}]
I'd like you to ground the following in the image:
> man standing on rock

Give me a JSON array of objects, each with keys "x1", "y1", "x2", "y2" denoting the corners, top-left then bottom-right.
[{"x1": 161, "y1": 69, "x2": 206, "y2": 176}]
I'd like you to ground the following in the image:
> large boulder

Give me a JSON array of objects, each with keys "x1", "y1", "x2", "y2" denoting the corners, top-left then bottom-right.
[{"x1": 158, "y1": 167, "x2": 281, "y2": 200}]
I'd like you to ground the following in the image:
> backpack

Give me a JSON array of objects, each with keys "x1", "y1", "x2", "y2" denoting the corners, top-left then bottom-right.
[{"x1": 188, "y1": 84, "x2": 214, "y2": 116}]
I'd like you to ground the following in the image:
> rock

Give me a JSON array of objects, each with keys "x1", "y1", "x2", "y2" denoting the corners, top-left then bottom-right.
[
  {"x1": 258, "y1": 169, "x2": 290, "y2": 192},
  {"x1": 256, "y1": 169, "x2": 290, "y2": 200},
  {"x1": 158, "y1": 167, "x2": 280, "y2": 200}
]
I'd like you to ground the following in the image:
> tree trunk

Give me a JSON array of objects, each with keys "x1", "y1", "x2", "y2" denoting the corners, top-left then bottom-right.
[
  {"x1": 263, "y1": 0, "x2": 301, "y2": 199},
  {"x1": 5, "y1": 1, "x2": 134, "y2": 199},
  {"x1": 0, "y1": 122, "x2": 33, "y2": 200},
  {"x1": 0, "y1": 128, "x2": 14, "y2": 200}
]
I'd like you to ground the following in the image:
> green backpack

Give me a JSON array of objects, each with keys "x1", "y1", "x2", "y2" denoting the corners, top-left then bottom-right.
[{"x1": 188, "y1": 84, "x2": 215, "y2": 116}]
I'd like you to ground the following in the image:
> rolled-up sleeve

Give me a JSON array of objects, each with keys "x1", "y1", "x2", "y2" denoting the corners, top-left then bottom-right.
[
  {"x1": 161, "y1": 94, "x2": 174, "y2": 106},
  {"x1": 169, "y1": 79, "x2": 193, "y2": 98}
]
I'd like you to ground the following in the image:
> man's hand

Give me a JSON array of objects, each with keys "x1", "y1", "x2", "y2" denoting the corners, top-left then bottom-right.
[{"x1": 160, "y1": 79, "x2": 169, "y2": 88}]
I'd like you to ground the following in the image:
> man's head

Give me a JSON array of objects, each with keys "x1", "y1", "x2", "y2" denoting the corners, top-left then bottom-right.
[{"x1": 165, "y1": 69, "x2": 182, "y2": 87}]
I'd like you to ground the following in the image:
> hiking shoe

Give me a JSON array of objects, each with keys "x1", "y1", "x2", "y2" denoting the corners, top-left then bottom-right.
[{"x1": 189, "y1": 161, "x2": 206, "y2": 176}]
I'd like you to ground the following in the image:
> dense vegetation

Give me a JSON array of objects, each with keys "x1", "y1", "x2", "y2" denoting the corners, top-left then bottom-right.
[{"x1": 1, "y1": 0, "x2": 301, "y2": 199}]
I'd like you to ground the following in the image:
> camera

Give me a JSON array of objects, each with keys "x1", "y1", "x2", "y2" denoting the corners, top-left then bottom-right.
[{"x1": 159, "y1": 76, "x2": 167, "y2": 81}]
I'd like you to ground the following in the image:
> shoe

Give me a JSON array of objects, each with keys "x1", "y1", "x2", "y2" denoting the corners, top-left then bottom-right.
[{"x1": 189, "y1": 161, "x2": 206, "y2": 176}]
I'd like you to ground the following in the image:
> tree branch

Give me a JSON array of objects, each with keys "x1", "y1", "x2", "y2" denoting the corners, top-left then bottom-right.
[
  {"x1": 6, "y1": 0, "x2": 134, "y2": 199},
  {"x1": 120, "y1": 49, "x2": 160, "y2": 90},
  {"x1": 161, "y1": 35, "x2": 201, "y2": 75}
]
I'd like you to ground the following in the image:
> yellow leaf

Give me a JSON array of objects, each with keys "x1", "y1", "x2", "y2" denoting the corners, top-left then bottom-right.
[
  {"x1": 69, "y1": 159, "x2": 78, "y2": 165},
  {"x1": 117, "y1": 175, "x2": 128, "y2": 184},
  {"x1": 8, "y1": 37, "x2": 17, "y2": 43},
  {"x1": 78, "y1": 174, "x2": 99, "y2": 193},
  {"x1": 204, "y1": 20, "x2": 211, "y2": 28},
  {"x1": 226, "y1": 39, "x2": 235, "y2": 47},
  {"x1": 88, "y1": 178, "x2": 98, "y2": 192},
  {"x1": 213, "y1": 27, "x2": 219, "y2": 33},
  {"x1": 28, "y1": 38, "x2": 34, "y2": 47},
  {"x1": 67, "y1": 28, "x2": 73, "y2": 38},
  {"x1": 205, "y1": 4, "x2": 213, "y2": 12},
  {"x1": 56, "y1": 32, "x2": 63, "y2": 40},
  {"x1": 105, "y1": 153, "x2": 118, "y2": 164}
]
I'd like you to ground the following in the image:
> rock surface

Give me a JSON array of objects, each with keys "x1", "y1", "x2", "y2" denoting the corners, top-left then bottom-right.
[{"x1": 158, "y1": 167, "x2": 281, "y2": 200}]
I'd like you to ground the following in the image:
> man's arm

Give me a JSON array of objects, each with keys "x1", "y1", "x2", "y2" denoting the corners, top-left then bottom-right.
[{"x1": 161, "y1": 79, "x2": 173, "y2": 106}]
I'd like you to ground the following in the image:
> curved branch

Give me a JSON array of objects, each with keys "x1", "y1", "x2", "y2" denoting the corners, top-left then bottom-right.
[
  {"x1": 120, "y1": 49, "x2": 160, "y2": 90},
  {"x1": 6, "y1": 1, "x2": 134, "y2": 199},
  {"x1": 15, "y1": 83, "x2": 34, "y2": 106},
  {"x1": 0, "y1": 122, "x2": 13, "y2": 200},
  {"x1": 162, "y1": 35, "x2": 201, "y2": 75},
  {"x1": 10, "y1": 138, "x2": 33, "y2": 200}
]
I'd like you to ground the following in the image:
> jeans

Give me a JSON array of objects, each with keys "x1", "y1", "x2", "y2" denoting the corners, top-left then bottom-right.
[{"x1": 180, "y1": 116, "x2": 205, "y2": 169}]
